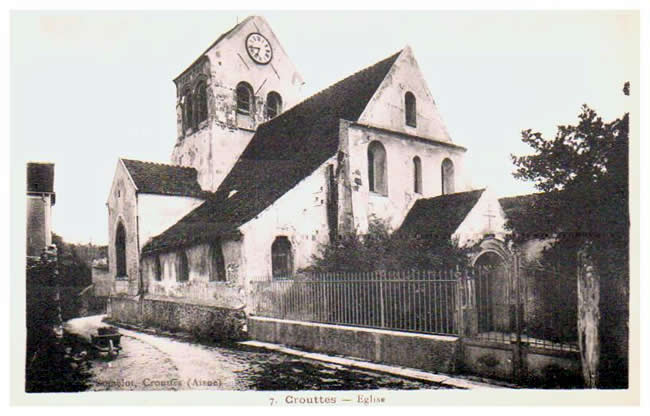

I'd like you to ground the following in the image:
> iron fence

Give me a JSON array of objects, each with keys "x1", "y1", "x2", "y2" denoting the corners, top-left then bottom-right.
[
  {"x1": 249, "y1": 261, "x2": 579, "y2": 351},
  {"x1": 464, "y1": 257, "x2": 578, "y2": 352},
  {"x1": 250, "y1": 270, "x2": 461, "y2": 336}
]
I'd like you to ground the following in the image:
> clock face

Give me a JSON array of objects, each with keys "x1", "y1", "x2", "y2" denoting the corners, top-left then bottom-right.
[{"x1": 245, "y1": 33, "x2": 273, "y2": 65}]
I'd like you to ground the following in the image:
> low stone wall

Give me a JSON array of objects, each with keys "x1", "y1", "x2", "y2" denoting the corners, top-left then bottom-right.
[
  {"x1": 248, "y1": 316, "x2": 460, "y2": 374},
  {"x1": 109, "y1": 295, "x2": 141, "y2": 326},
  {"x1": 460, "y1": 338, "x2": 582, "y2": 387},
  {"x1": 108, "y1": 295, "x2": 246, "y2": 341}
]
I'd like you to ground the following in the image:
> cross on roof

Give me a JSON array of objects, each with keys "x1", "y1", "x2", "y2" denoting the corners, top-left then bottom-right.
[{"x1": 484, "y1": 203, "x2": 497, "y2": 230}]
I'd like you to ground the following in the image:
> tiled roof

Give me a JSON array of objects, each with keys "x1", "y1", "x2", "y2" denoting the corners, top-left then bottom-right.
[
  {"x1": 397, "y1": 189, "x2": 486, "y2": 244},
  {"x1": 142, "y1": 50, "x2": 402, "y2": 254},
  {"x1": 121, "y1": 159, "x2": 207, "y2": 198}
]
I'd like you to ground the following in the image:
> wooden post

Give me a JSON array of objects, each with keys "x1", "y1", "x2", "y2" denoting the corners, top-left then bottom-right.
[{"x1": 577, "y1": 240, "x2": 600, "y2": 388}]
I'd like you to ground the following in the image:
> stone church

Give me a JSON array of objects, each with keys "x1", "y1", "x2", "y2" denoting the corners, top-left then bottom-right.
[{"x1": 106, "y1": 16, "x2": 508, "y2": 329}]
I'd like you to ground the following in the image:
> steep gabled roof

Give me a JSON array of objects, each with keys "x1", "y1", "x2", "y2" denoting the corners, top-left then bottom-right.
[
  {"x1": 397, "y1": 189, "x2": 486, "y2": 244},
  {"x1": 121, "y1": 159, "x2": 207, "y2": 198},
  {"x1": 142, "y1": 50, "x2": 402, "y2": 254},
  {"x1": 173, "y1": 16, "x2": 254, "y2": 84}
]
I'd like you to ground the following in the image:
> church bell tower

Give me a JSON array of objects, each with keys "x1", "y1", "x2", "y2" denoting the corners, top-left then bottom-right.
[{"x1": 170, "y1": 16, "x2": 304, "y2": 192}]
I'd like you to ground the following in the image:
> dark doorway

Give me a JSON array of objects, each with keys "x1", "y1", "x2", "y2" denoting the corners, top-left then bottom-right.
[{"x1": 474, "y1": 252, "x2": 508, "y2": 333}]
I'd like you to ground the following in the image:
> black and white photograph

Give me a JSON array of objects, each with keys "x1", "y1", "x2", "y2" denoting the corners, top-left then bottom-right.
[{"x1": 9, "y1": 5, "x2": 642, "y2": 406}]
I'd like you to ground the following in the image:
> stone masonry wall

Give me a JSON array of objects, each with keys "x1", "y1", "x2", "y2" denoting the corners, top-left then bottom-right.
[{"x1": 106, "y1": 160, "x2": 140, "y2": 296}]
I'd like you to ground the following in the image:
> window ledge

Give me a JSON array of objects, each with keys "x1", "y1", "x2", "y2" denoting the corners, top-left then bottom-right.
[
  {"x1": 369, "y1": 191, "x2": 389, "y2": 198},
  {"x1": 115, "y1": 276, "x2": 129, "y2": 281}
]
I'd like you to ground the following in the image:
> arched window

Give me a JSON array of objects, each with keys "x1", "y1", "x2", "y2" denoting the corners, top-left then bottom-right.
[
  {"x1": 265, "y1": 91, "x2": 282, "y2": 119},
  {"x1": 194, "y1": 81, "x2": 208, "y2": 126},
  {"x1": 177, "y1": 251, "x2": 189, "y2": 282},
  {"x1": 236, "y1": 82, "x2": 254, "y2": 115},
  {"x1": 115, "y1": 222, "x2": 127, "y2": 278},
  {"x1": 367, "y1": 141, "x2": 388, "y2": 195},
  {"x1": 441, "y1": 158, "x2": 455, "y2": 195},
  {"x1": 405, "y1": 91, "x2": 417, "y2": 127},
  {"x1": 271, "y1": 236, "x2": 293, "y2": 279},
  {"x1": 183, "y1": 89, "x2": 193, "y2": 132},
  {"x1": 413, "y1": 156, "x2": 422, "y2": 194},
  {"x1": 154, "y1": 256, "x2": 162, "y2": 281},
  {"x1": 210, "y1": 241, "x2": 226, "y2": 282}
]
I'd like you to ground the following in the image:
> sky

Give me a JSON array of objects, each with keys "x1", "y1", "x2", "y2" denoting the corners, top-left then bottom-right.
[{"x1": 11, "y1": 10, "x2": 639, "y2": 245}]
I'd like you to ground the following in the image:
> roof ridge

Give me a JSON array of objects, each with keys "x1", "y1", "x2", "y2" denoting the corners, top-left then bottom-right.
[
  {"x1": 173, "y1": 16, "x2": 254, "y2": 83},
  {"x1": 257, "y1": 49, "x2": 403, "y2": 131},
  {"x1": 310, "y1": 49, "x2": 402, "y2": 100},
  {"x1": 419, "y1": 188, "x2": 486, "y2": 201},
  {"x1": 498, "y1": 190, "x2": 562, "y2": 200},
  {"x1": 121, "y1": 158, "x2": 198, "y2": 172}
]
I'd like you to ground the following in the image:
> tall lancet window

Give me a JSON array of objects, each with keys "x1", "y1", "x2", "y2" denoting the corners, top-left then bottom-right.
[
  {"x1": 368, "y1": 141, "x2": 388, "y2": 196},
  {"x1": 115, "y1": 222, "x2": 127, "y2": 278},
  {"x1": 441, "y1": 158, "x2": 455, "y2": 195},
  {"x1": 413, "y1": 156, "x2": 422, "y2": 194},
  {"x1": 183, "y1": 88, "x2": 194, "y2": 132},
  {"x1": 210, "y1": 241, "x2": 226, "y2": 282},
  {"x1": 194, "y1": 81, "x2": 208, "y2": 126},
  {"x1": 177, "y1": 251, "x2": 189, "y2": 282}
]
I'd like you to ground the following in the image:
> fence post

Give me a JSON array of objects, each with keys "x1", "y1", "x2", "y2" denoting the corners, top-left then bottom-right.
[
  {"x1": 456, "y1": 266, "x2": 464, "y2": 337},
  {"x1": 379, "y1": 272, "x2": 385, "y2": 328},
  {"x1": 512, "y1": 252, "x2": 525, "y2": 384}
]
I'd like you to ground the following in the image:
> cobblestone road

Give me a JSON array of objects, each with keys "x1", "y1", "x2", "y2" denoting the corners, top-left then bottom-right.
[{"x1": 66, "y1": 315, "x2": 452, "y2": 391}]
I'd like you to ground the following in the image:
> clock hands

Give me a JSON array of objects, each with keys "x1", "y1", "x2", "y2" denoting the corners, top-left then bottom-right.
[{"x1": 246, "y1": 33, "x2": 272, "y2": 63}]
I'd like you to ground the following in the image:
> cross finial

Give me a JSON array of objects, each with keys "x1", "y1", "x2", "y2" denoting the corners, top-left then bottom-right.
[{"x1": 484, "y1": 203, "x2": 496, "y2": 230}]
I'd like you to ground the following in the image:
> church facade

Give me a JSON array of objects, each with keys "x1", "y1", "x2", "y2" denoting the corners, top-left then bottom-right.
[{"x1": 106, "y1": 16, "x2": 507, "y2": 330}]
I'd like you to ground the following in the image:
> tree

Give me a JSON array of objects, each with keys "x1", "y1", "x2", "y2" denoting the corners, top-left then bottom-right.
[
  {"x1": 51, "y1": 233, "x2": 92, "y2": 287},
  {"x1": 510, "y1": 91, "x2": 629, "y2": 388},
  {"x1": 304, "y1": 218, "x2": 471, "y2": 273}
]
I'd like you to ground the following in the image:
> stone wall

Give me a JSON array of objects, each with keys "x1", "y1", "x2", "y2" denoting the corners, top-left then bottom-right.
[
  {"x1": 26, "y1": 194, "x2": 52, "y2": 257},
  {"x1": 238, "y1": 158, "x2": 334, "y2": 279},
  {"x1": 248, "y1": 316, "x2": 460, "y2": 375},
  {"x1": 461, "y1": 338, "x2": 582, "y2": 387},
  {"x1": 109, "y1": 295, "x2": 246, "y2": 341},
  {"x1": 106, "y1": 160, "x2": 140, "y2": 296},
  {"x1": 91, "y1": 263, "x2": 112, "y2": 297},
  {"x1": 341, "y1": 122, "x2": 466, "y2": 234},
  {"x1": 140, "y1": 240, "x2": 246, "y2": 309},
  {"x1": 357, "y1": 46, "x2": 452, "y2": 144},
  {"x1": 137, "y1": 193, "x2": 204, "y2": 251}
]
